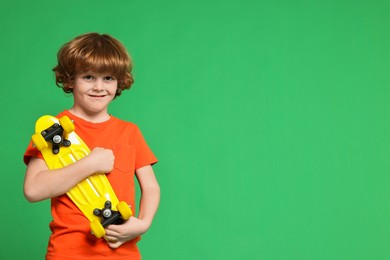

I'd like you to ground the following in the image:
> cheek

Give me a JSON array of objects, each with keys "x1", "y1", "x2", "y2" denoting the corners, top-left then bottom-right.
[{"x1": 110, "y1": 83, "x2": 119, "y2": 95}]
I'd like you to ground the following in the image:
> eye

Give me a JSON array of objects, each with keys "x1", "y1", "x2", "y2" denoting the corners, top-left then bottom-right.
[
  {"x1": 104, "y1": 76, "x2": 115, "y2": 81},
  {"x1": 83, "y1": 75, "x2": 94, "y2": 80}
]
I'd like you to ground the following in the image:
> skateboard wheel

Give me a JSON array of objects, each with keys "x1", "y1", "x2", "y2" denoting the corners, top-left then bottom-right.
[
  {"x1": 32, "y1": 133, "x2": 48, "y2": 151},
  {"x1": 59, "y1": 116, "x2": 75, "y2": 134},
  {"x1": 117, "y1": 201, "x2": 132, "y2": 220},
  {"x1": 90, "y1": 219, "x2": 105, "y2": 238}
]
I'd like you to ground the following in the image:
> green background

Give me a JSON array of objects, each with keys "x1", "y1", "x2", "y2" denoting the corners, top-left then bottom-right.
[{"x1": 1, "y1": 0, "x2": 389, "y2": 259}]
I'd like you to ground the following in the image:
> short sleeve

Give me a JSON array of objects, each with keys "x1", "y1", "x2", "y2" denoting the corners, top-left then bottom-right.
[
  {"x1": 23, "y1": 141, "x2": 43, "y2": 165},
  {"x1": 133, "y1": 126, "x2": 158, "y2": 170}
]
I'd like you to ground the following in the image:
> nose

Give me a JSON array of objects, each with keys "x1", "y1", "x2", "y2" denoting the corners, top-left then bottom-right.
[{"x1": 93, "y1": 79, "x2": 104, "y2": 91}]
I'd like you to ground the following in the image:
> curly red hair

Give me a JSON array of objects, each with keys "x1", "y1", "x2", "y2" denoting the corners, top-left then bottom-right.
[{"x1": 53, "y1": 33, "x2": 134, "y2": 97}]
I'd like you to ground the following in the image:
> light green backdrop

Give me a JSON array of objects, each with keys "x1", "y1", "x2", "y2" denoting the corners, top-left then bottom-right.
[{"x1": 1, "y1": 0, "x2": 389, "y2": 259}]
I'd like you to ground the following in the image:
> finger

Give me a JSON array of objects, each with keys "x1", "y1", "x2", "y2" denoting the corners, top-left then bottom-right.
[
  {"x1": 105, "y1": 227, "x2": 121, "y2": 236},
  {"x1": 104, "y1": 234, "x2": 118, "y2": 241},
  {"x1": 107, "y1": 240, "x2": 123, "y2": 249},
  {"x1": 105, "y1": 224, "x2": 120, "y2": 232},
  {"x1": 104, "y1": 234, "x2": 122, "y2": 246}
]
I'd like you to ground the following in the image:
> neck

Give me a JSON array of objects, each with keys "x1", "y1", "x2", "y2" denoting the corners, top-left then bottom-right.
[{"x1": 68, "y1": 107, "x2": 110, "y2": 123}]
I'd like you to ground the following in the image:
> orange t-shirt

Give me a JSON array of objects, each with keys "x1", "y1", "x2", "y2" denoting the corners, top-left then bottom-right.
[{"x1": 24, "y1": 110, "x2": 158, "y2": 260}]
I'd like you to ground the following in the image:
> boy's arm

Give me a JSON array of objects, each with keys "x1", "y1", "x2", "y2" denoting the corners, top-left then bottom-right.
[
  {"x1": 24, "y1": 147, "x2": 115, "y2": 202},
  {"x1": 105, "y1": 165, "x2": 160, "y2": 248},
  {"x1": 136, "y1": 165, "x2": 161, "y2": 226}
]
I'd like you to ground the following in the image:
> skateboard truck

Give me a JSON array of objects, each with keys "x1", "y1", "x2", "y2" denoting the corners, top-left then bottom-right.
[
  {"x1": 40, "y1": 123, "x2": 71, "y2": 154},
  {"x1": 93, "y1": 201, "x2": 124, "y2": 227}
]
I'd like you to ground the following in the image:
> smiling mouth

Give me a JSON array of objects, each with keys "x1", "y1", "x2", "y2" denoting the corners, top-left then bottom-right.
[{"x1": 89, "y1": 95, "x2": 106, "y2": 98}]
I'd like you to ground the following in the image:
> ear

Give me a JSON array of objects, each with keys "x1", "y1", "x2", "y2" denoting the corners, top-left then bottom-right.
[
  {"x1": 65, "y1": 80, "x2": 75, "y2": 88},
  {"x1": 63, "y1": 83, "x2": 74, "y2": 93}
]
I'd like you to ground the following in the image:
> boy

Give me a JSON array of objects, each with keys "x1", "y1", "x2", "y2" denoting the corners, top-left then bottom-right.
[{"x1": 23, "y1": 33, "x2": 160, "y2": 260}]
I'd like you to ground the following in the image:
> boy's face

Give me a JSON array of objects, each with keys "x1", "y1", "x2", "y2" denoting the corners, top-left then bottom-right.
[{"x1": 69, "y1": 72, "x2": 118, "y2": 117}]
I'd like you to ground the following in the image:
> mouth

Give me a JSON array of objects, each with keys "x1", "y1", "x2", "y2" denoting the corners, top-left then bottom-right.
[{"x1": 89, "y1": 94, "x2": 106, "y2": 98}]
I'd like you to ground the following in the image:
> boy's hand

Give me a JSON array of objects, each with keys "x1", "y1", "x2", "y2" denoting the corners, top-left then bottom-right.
[
  {"x1": 104, "y1": 217, "x2": 150, "y2": 249},
  {"x1": 88, "y1": 147, "x2": 115, "y2": 173}
]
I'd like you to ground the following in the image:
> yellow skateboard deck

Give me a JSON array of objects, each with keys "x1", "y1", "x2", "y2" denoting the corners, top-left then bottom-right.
[{"x1": 31, "y1": 115, "x2": 132, "y2": 238}]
